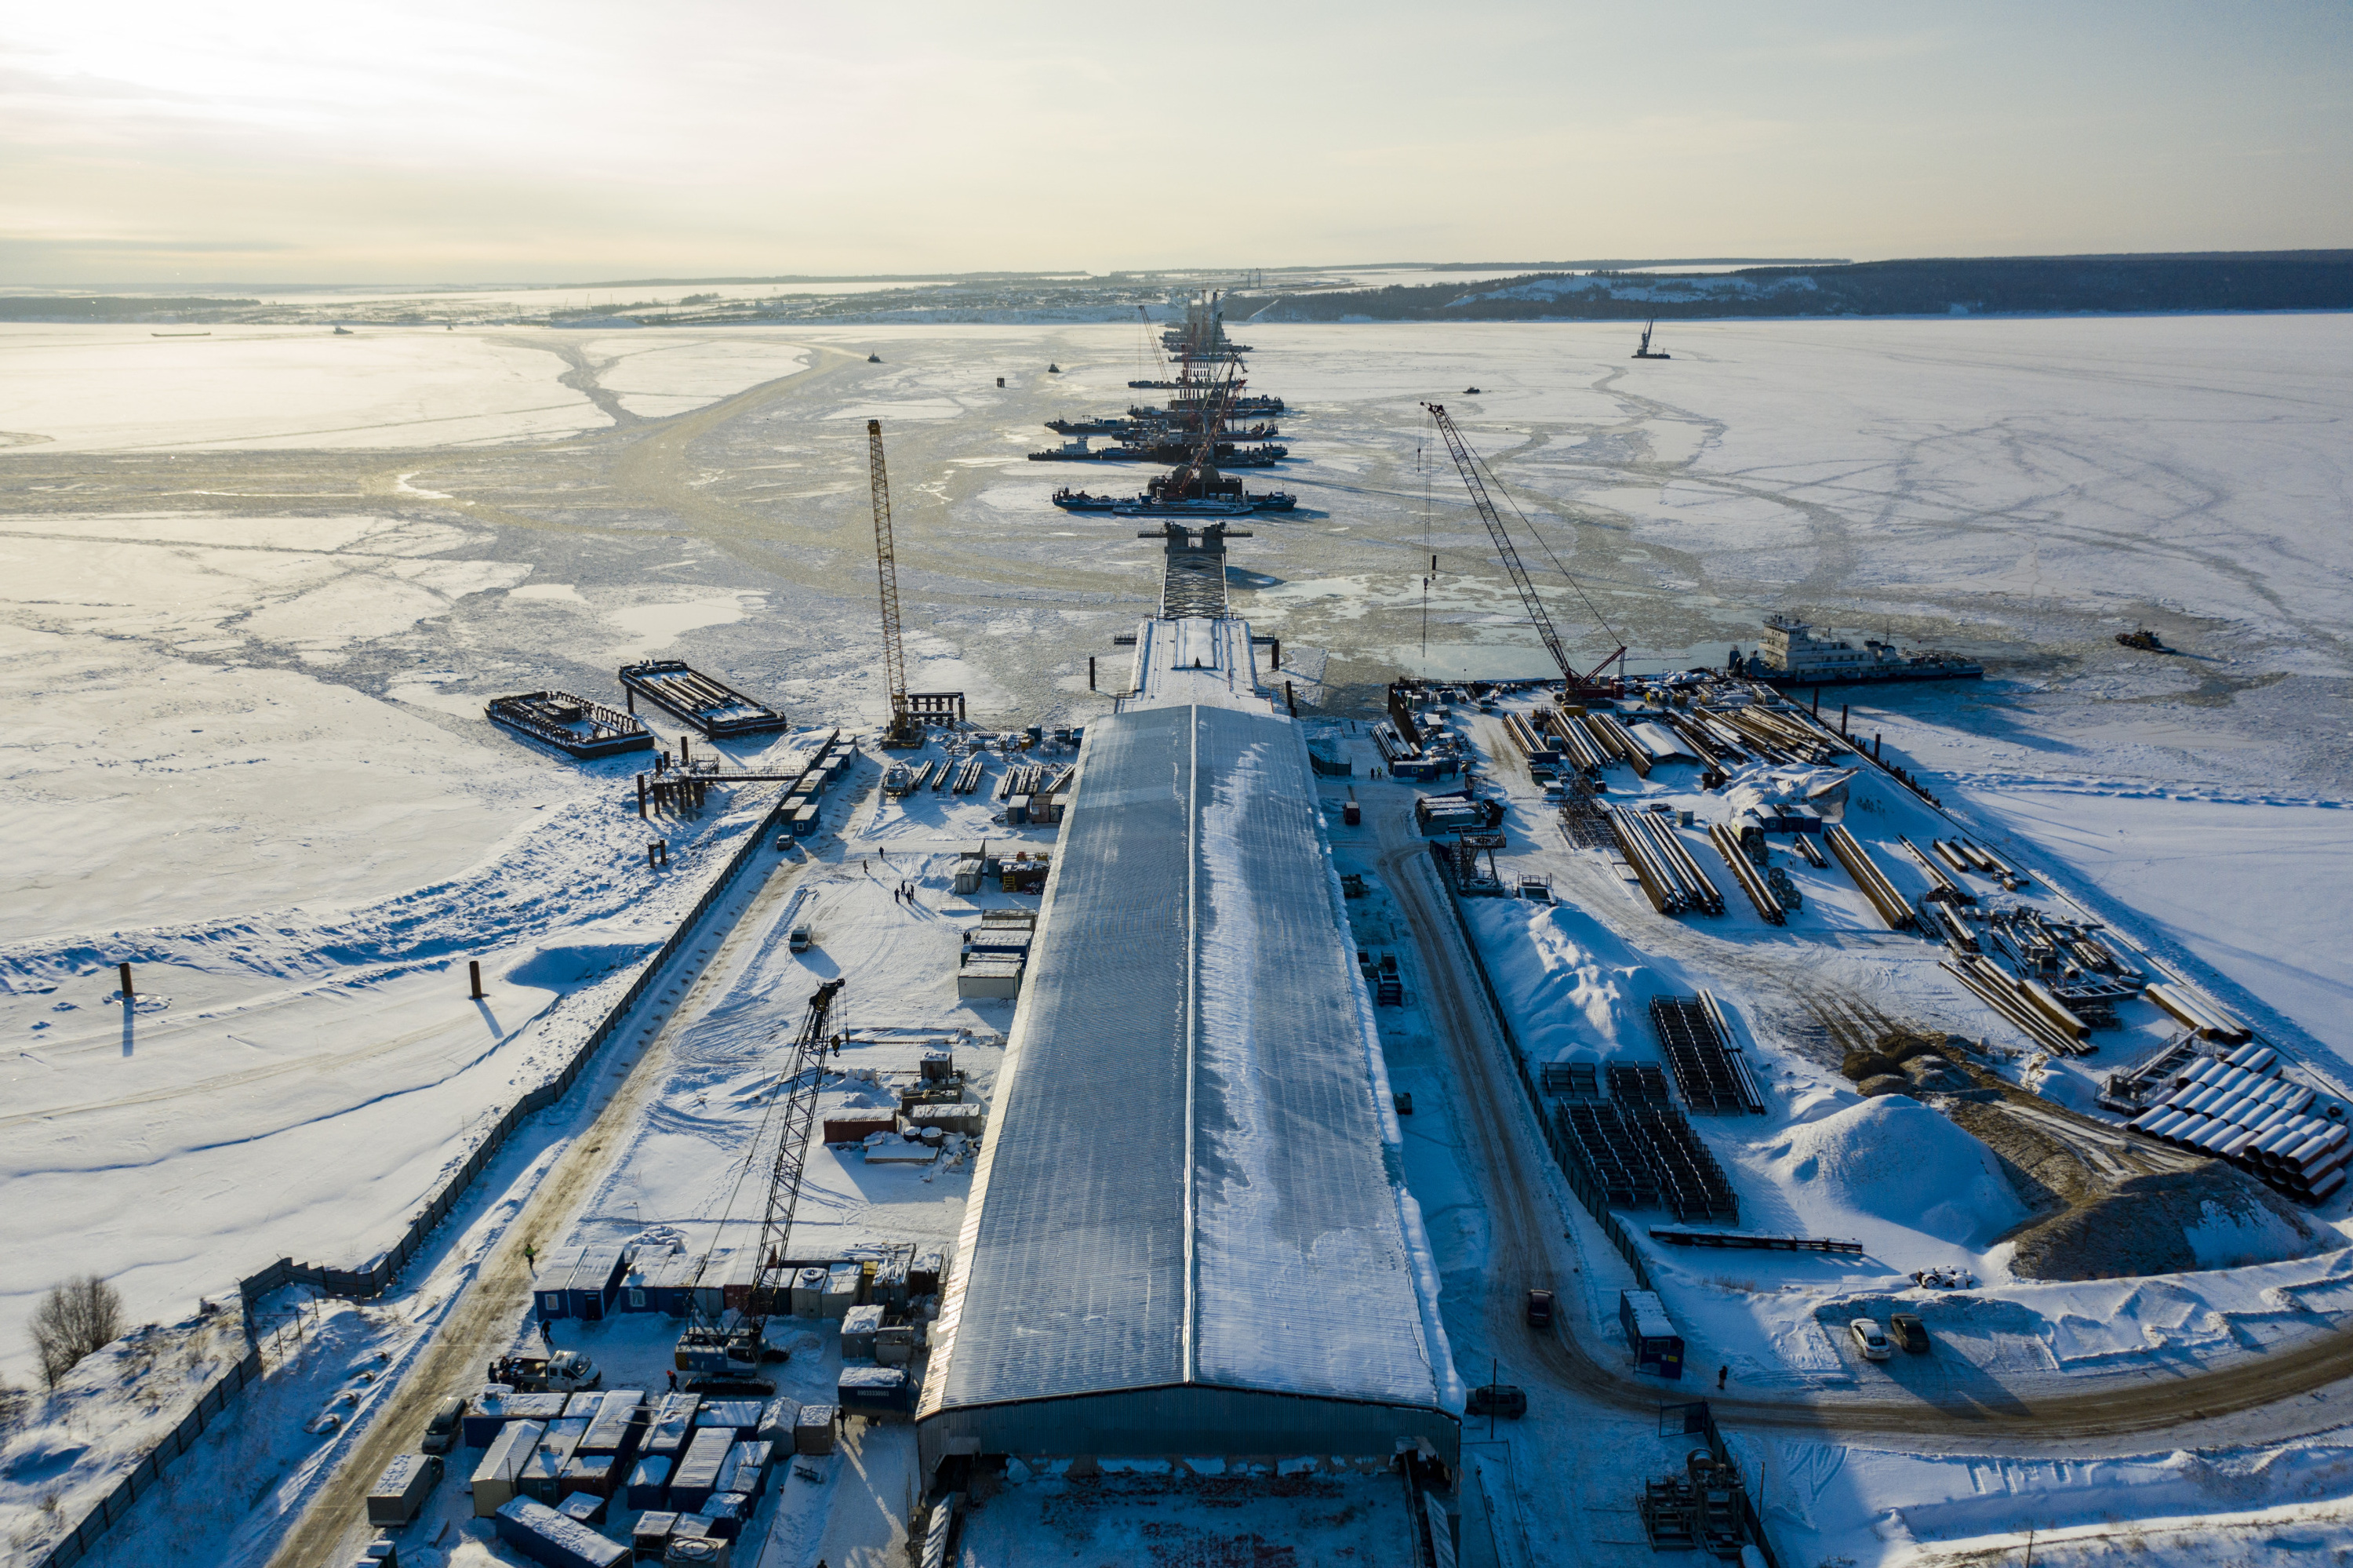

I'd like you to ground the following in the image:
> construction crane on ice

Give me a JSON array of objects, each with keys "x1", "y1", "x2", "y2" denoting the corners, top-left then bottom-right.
[
  {"x1": 1423, "y1": 402, "x2": 1626, "y2": 699},
  {"x1": 867, "y1": 418, "x2": 922, "y2": 748},
  {"x1": 672, "y1": 977, "x2": 846, "y2": 1387}
]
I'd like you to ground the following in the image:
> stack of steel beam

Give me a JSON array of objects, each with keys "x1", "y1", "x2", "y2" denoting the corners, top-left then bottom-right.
[
  {"x1": 1706, "y1": 822, "x2": 1786, "y2": 925},
  {"x1": 1823, "y1": 826, "x2": 1915, "y2": 930},
  {"x1": 1609, "y1": 809, "x2": 1724, "y2": 916}
]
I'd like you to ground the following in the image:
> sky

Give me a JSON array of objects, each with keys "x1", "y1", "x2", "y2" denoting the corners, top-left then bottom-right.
[{"x1": 2, "y1": 1, "x2": 2348, "y2": 286}]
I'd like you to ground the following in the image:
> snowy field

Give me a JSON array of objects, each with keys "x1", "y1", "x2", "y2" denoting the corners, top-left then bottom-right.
[{"x1": 4, "y1": 315, "x2": 2353, "y2": 1563}]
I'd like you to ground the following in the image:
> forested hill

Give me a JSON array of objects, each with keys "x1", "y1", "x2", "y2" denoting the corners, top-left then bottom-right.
[{"x1": 1236, "y1": 252, "x2": 2353, "y2": 322}]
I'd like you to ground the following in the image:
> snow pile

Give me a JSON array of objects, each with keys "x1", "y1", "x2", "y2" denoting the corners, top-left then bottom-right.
[
  {"x1": 1467, "y1": 900, "x2": 1662, "y2": 1066},
  {"x1": 1763, "y1": 1096, "x2": 2028, "y2": 1247}
]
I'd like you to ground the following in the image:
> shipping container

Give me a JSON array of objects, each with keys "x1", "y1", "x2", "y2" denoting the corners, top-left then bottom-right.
[
  {"x1": 559, "y1": 1452, "x2": 616, "y2": 1497},
  {"x1": 645, "y1": 1393, "x2": 697, "y2": 1459},
  {"x1": 367, "y1": 1453, "x2": 443, "y2": 1526},
  {"x1": 631, "y1": 1510, "x2": 679, "y2": 1560},
  {"x1": 472, "y1": 1419, "x2": 544, "y2": 1519},
  {"x1": 955, "y1": 958, "x2": 1024, "y2": 999},
  {"x1": 687, "y1": 1252, "x2": 730, "y2": 1320},
  {"x1": 567, "y1": 1246, "x2": 627, "y2": 1321},
  {"x1": 646, "y1": 1253, "x2": 704, "y2": 1317},
  {"x1": 756, "y1": 1399, "x2": 799, "y2": 1447},
  {"x1": 718, "y1": 1250, "x2": 761, "y2": 1314},
  {"x1": 794, "y1": 1403, "x2": 838, "y2": 1456},
  {"x1": 822, "y1": 1115, "x2": 896, "y2": 1146},
  {"x1": 557, "y1": 1490, "x2": 608, "y2": 1527},
  {"x1": 842, "y1": 1304, "x2": 882, "y2": 1360},
  {"x1": 823, "y1": 1263, "x2": 860, "y2": 1319},
  {"x1": 723, "y1": 1440, "x2": 773, "y2": 1497},
  {"x1": 493, "y1": 1496, "x2": 628, "y2": 1568},
  {"x1": 464, "y1": 1384, "x2": 519, "y2": 1448},
  {"x1": 837, "y1": 1364, "x2": 915, "y2": 1416},
  {"x1": 564, "y1": 1392, "x2": 605, "y2": 1421},
  {"x1": 790, "y1": 804, "x2": 821, "y2": 838},
  {"x1": 700, "y1": 1493, "x2": 752, "y2": 1540},
  {"x1": 505, "y1": 1392, "x2": 569, "y2": 1425},
  {"x1": 626, "y1": 1454, "x2": 671, "y2": 1511},
  {"x1": 905, "y1": 1103, "x2": 986, "y2": 1137},
  {"x1": 533, "y1": 1246, "x2": 587, "y2": 1322},
  {"x1": 695, "y1": 1399, "x2": 762, "y2": 1441},
  {"x1": 667, "y1": 1427, "x2": 736, "y2": 1515},
  {"x1": 579, "y1": 1390, "x2": 644, "y2": 1459},
  {"x1": 875, "y1": 1326, "x2": 915, "y2": 1366},
  {"x1": 790, "y1": 1266, "x2": 830, "y2": 1318},
  {"x1": 1619, "y1": 1290, "x2": 1685, "y2": 1380}
]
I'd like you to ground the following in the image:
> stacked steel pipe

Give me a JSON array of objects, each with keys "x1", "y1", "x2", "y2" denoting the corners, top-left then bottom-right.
[
  {"x1": 1609, "y1": 809, "x2": 1725, "y2": 916},
  {"x1": 2146, "y1": 983, "x2": 2254, "y2": 1044},
  {"x1": 1706, "y1": 822, "x2": 1787, "y2": 925},
  {"x1": 1584, "y1": 712, "x2": 1652, "y2": 777},
  {"x1": 1823, "y1": 826, "x2": 1915, "y2": 930},
  {"x1": 2126, "y1": 1045, "x2": 2347, "y2": 1203},
  {"x1": 1540, "y1": 707, "x2": 1610, "y2": 773},
  {"x1": 1938, "y1": 953, "x2": 2093, "y2": 1057}
]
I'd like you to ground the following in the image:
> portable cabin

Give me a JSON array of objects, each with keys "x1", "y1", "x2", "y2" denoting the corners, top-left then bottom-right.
[{"x1": 1619, "y1": 1290, "x2": 1685, "y2": 1380}]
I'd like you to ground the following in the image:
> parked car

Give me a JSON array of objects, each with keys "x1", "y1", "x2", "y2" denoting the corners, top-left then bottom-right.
[
  {"x1": 1466, "y1": 1384, "x2": 1528, "y2": 1419},
  {"x1": 1849, "y1": 1318, "x2": 1893, "y2": 1362},
  {"x1": 1526, "y1": 1290, "x2": 1555, "y2": 1330},
  {"x1": 1889, "y1": 1312, "x2": 1931, "y2": 1354},
  {"x1": 419, "y1": 1394, "x2": 465, "y2": 1453},
  {"x1": 788, "y1": 925, "x2": 813, "y2": 953}
]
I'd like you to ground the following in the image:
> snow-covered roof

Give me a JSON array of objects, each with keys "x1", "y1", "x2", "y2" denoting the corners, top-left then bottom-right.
[{"x1": 921, "y1": 697, "x2": 1457, "y2": 1444}]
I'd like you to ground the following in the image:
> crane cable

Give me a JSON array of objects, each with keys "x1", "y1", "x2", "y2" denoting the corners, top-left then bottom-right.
[{"x1": 1462, "y1": 436, "x2": 1625, "y2": 655}]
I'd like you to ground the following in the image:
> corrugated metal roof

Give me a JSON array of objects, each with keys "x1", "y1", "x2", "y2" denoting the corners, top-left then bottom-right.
[{"x1": 922, "y1": 698, "x2": 1451, "y2": 1428}]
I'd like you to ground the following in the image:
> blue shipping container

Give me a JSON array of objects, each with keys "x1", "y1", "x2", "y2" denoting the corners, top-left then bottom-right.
[{"x1": 1619, "y1": 1290, "x2": 1686, "y2": 1381}]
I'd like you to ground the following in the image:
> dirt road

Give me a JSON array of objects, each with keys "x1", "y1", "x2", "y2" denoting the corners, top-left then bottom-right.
[
  {"x1": 1370, "y1": 795, "x2": 2353, "y2": 1450},
  {"x1": 264, "y1": 845, "x2": 808, "y2": 1568}
]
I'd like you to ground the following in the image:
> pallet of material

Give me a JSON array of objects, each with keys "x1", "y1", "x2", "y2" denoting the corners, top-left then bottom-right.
[
  {"x1": 1823, "y1": 826, "x2": 1915, "y2": 930},
  {"x1": 1648, "y1": 1228, "x2": 1863, "y2": 1253},
  {"x1": 487, "y1": 692, "x2": 654, "y2": 759},
  {"x1": 618, "y1": 660, "x2": 788, "y2": 737}
]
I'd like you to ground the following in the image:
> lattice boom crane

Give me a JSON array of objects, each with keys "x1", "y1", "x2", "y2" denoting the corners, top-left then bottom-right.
[
  {"x1": 1423, "y1": 402, "x2": 1625, "y2": 697},
  {"x1": 867, "y1": 418, "x2": 920, "y2": 747}
]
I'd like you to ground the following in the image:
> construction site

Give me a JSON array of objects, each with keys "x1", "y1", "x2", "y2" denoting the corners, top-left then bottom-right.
[{"x1": 11, "y1": 306, "x2": 2353, "y2": 1568}]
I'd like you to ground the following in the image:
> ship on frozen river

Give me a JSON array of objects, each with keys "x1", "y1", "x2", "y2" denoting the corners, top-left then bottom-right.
[{"x1": 1736, "y1": 613, "x2": 1984, "y2": 687}]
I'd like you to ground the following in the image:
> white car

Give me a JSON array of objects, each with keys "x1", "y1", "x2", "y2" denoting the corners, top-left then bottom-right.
[
  {"x1": 1849, "y1": 1318, "x2": 1893, "y2": 1361},
  {"x1": 788, "y1": 925, "x2": 813, "y2": 953}
]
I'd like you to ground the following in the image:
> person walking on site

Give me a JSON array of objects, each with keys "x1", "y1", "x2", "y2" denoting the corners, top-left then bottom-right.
[{"x1": 1717, "y1": 1365, "x2": 1728, "y2": 1391}]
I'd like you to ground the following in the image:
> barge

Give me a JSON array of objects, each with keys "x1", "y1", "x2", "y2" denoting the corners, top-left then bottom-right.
[
  {"x1": 616, "y1": 660, "x2": 790, "y2": 737},
  {"x1": 486, "y1": 691, "x2": 653, "y2": 759}
]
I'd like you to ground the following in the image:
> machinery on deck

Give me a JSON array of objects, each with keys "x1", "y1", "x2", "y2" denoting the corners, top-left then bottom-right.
[
  {"x1": 1423, "y1": 402, "x2": 1627, "y2": 700},
  {"x1": 1634, "y1": 318, "x2": 1671, "y2": 360},
  {"x1": 673, "y1": 977, "x2": 846, "y2": 1385}
]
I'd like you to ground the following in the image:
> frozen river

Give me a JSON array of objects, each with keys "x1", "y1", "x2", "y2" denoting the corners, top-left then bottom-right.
[{"x1": 2, "y1": 312, "x2": 2351, "y2": 1377}]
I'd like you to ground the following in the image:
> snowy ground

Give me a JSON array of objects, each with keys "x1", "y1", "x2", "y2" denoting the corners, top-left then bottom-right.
[{"x1": 5, "y1": 315, "x2": 2353, "y2": 1562}]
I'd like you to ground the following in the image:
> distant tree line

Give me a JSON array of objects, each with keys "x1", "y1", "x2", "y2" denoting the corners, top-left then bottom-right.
[
  {"x1": 1236, "y1": 252, "x2": 2353, "y2": 322},
  {"x1": 0, "y1": 297, "x2": 259, "y2": 322}
]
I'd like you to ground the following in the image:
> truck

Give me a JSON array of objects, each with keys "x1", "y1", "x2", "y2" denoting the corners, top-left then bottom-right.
[
  {"x1": 367, "y1": 1452, "x2": 444, "y2": 1526},
  {"x1": 489, "y1": 1349, "x2": 600, "y2": 1394}
]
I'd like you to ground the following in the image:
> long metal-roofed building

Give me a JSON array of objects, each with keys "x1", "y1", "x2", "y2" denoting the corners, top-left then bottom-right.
[{"x1": 918, "y1": 522, "x2": 1463, "y2": 1474}]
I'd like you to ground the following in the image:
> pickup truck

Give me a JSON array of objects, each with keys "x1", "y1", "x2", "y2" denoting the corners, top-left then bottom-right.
[{"x1": 486, "y1": 1349, "x2": 600, "y2": 1393}]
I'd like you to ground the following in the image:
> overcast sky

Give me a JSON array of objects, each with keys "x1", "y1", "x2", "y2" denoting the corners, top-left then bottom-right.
[{"x1": 4, "y1": 1, "x2": 2347, "y2": 286}]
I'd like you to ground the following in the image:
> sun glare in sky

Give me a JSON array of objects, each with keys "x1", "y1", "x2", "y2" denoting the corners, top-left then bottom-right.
[{"x1": 3, "y1": 1, "x2": 2347, "y2": 283}]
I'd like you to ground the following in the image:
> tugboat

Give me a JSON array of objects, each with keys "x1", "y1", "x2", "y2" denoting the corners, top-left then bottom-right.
[
  {"x1": 867, "y1": 352, "x2": 882, "y2": 363},
  {"x1": 1246, "y1": 491, "x2": 1298, "y2": 512},
  {"x1": 1632, "y1": 320, "x2": 1671, "y2": 360},
  {"x1": 2116, "y1": 625, "x2": 2169, "y2": 652}
]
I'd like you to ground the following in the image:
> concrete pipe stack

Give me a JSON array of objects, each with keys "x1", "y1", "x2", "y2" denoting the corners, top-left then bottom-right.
[
  {"x1": 2126, "y1": 1046, "x2": 2348, "y2": 1203},
  {"x1": 1609, "y1": 808, "x2": 1725, "y2": 917}
]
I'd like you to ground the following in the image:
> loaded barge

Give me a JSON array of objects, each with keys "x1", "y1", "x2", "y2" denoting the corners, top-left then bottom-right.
[
  {"x1": 617, "y1": 659, "x2": 791, "y2": 736},
  {"x1": 486, "y1": 692, "x2": 653, "y2": 759}
]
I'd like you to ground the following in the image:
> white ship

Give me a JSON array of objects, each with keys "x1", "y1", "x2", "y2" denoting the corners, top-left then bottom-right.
[{"x1": 1737, "y1": 614, "x2": 1983, "y2": 687}]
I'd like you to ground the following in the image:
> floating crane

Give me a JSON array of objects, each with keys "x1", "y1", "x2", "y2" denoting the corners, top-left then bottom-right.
[
  {"x1": 867, "y1": 419, "x2": 922, "y2": 748},
  {"x1": 673, "y1": 977, "x2": 846, "y2": 1386},
  {"x1": 1633, "y1": 319, "x2": 1671, "y2": 360},
  {"x1": 1423, "y1": 402, "x2": 1626, "y2": 700}
]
